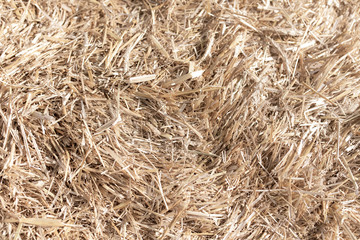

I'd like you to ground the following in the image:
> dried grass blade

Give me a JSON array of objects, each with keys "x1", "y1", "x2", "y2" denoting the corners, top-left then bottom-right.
[
  {"x1": 129, "y1": 74, "x2": 156, "y2": 83},
  {"x1": 5, "y1": 218, "x2": 65, "y2": 227}
]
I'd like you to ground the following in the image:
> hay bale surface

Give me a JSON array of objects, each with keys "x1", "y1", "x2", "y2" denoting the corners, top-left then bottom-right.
[{"x1": 1, "y1": 0, "x2": 360, "y2": 239}]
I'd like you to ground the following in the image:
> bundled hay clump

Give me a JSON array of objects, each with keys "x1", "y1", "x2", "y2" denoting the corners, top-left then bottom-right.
[{"x1": 1, "y1": 0, "x2": 360, "y2": 239}]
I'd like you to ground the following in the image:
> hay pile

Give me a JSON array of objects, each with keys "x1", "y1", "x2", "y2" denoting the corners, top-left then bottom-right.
[{"x1": 1, "y1": 0, "x2": 360, "y2": 239}]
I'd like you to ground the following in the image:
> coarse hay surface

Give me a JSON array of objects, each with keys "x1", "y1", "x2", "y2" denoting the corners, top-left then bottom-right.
[{"x1": 1, "y1": 0, "x2": 360, "y2": 239}]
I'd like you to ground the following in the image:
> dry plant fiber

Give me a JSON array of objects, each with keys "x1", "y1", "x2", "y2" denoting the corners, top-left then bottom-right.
[{"x1": 1, "y1": 0, "x2": 360, "y2": 239}]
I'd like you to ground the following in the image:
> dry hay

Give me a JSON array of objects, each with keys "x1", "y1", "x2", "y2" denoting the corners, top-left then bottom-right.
[{"x1": 1, "y1": 0, "x2": 360, "y2": 239}]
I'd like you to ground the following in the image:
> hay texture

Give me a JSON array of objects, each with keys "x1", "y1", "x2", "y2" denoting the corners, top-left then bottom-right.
[{"x1": 1, "y1": 0, "x2": 360, "y2": 239}]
